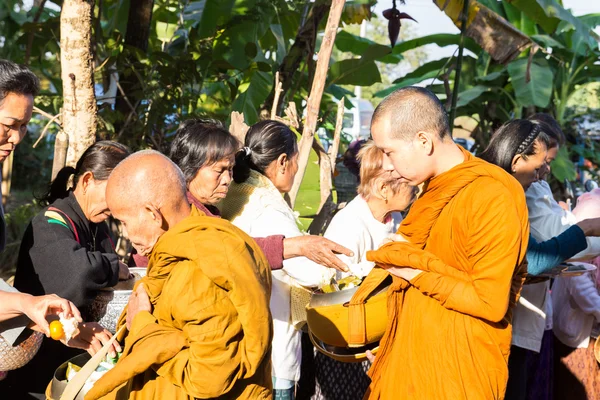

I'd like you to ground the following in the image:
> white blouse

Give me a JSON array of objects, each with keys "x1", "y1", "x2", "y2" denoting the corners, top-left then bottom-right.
[{"x1": 218, "y1": 170, "x2": 333, "y2": 383}]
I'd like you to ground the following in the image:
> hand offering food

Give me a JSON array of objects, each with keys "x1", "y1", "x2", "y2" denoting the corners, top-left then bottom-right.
[{"x1": 49, "y1": 313, "x2": 79, "y2": 342}]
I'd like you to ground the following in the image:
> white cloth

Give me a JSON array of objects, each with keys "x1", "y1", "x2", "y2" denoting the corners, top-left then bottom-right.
[
  {"x1": 324, "y1": 195, "x2": 402, "y2": 278},
  {"x1": 512, "y1": 181, "x2": 600, "y2": 352},
  {"x1": 219, "y1": 170, "x2": 333, "y2": 383},
  {"x1": 552, "y1": 270, "x2": 600, "y2": 348}
]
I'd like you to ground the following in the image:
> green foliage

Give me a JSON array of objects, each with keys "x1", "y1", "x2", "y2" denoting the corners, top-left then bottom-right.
[{"x1": 507, "y1": 56, "x2": 554, "y2": 108}]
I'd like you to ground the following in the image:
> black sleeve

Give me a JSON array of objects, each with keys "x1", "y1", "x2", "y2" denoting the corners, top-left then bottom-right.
[{"x1": 24, "y1": 214, "x2": 120, "y2": 308}]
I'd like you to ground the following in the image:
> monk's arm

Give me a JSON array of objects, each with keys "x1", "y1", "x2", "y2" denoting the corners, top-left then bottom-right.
[{"x1": 405, "y1": 184, "x2": 525, "y2": 322}]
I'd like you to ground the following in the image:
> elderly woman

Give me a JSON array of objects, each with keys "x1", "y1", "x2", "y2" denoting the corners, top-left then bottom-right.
[
  {"x1": 166, "y1": 118, "x2": 352, "y2": 272},
  {"x1": 218, "y1": 120, "x2": 338, "y2": 398},
  {"x1": 6, "y1": 140, "x2": 129, "y2": 397},
  {"x1": 310, "y1": 141, "x2": 416, "y2": 400}
]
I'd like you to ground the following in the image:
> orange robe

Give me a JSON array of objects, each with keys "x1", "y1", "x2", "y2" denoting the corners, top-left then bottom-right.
[
  {"x1": 85, "y1": 206, "x2": 273, "y2": 400},
  {"x1": 365, "y1": 147, "x2": 529, "y2": 400}
]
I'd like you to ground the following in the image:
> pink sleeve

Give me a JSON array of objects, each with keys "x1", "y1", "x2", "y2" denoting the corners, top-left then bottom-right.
[{"x1": 253, "y1": 235, "x2": 284, "y2": 270}]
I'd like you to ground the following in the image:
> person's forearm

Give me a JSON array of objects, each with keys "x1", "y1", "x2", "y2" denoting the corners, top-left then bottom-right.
[{"x1": 0, "y1": 291, "x2": 30, "y2": 322}]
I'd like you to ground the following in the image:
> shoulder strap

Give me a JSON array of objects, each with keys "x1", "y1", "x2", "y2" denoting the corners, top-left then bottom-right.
[
  {"x1": 46, "y1": 206, "x2": 81, "y2": 245},
  {"x1": 347, "y1": 267, "x2": 391, "y2": 347}
]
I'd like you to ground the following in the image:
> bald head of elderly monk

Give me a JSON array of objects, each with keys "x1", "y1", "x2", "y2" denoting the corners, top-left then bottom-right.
[
  {"x1": 106, "y1": 150, "x2": 190, "y2": 257},
  {"x1": 87, "y1": 150, "x2": 273, "y2": 400}
]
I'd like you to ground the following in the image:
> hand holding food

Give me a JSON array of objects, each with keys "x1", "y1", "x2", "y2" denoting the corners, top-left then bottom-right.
[{"x1": 20, "y1": 293, "x2": 82, "y2": 337}]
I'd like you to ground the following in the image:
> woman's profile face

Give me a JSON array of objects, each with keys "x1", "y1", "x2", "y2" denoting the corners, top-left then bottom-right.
[
  {"x1": 512, "y1": 140, "x2": 548, "y2": 191},
  {"x1": 188, "y1": 155, "x2": 235, "y2": 205},
  {"x1": 84, "y1": 178, "x2": 111, "y2": 223}
]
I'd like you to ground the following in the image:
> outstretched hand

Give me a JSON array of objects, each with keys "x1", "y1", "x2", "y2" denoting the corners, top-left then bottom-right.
[
  {"x1": 66, "y1": 322, "x2": 122, "y2": 358},
  {"x1": 23, "y1": 294, "x2": 82, "y2": 337},
  {"x1": 285, "y1": 236, "x2": 354, "y2": 272}
]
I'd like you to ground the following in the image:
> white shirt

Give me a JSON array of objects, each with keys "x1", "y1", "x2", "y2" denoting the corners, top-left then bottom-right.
[
  {"x1": 219, "y1": 170, "x2": 333, "y2": 383},
  {"x1": 324, "y1": 195, "x2": 402, "y2": 277},
  {"x1": 512, "y1": 181, "x2": 600, "y2": 352}
]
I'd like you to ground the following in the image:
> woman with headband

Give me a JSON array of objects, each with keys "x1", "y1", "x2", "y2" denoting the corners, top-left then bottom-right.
[{"x1": 480, "y1": 119, "x2": 600, "y2": 400}]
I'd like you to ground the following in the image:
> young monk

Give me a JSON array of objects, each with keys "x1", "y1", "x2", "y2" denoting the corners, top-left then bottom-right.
[
  {"x1": 364, "y1": 87, "x2": 530, "y2": 399},
  {"x1": 85, "y1": 151, "x2": 273, "y2": 399}
]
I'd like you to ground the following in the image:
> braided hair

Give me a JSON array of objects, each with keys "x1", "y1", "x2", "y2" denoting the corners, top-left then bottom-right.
[{"x1": 478, "y1": 120, "x2": 550, "y2": 174}]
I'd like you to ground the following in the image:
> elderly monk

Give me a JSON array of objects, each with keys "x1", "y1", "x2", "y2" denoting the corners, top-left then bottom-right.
[
  {"x1": 364, "y1": 87, "x2": 529, "y2": 399},
  {"x1": 85, "y1": 150, "x2": 272, "y2": 400}
]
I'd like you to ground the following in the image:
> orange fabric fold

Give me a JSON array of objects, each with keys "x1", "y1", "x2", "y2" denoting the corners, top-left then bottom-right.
[
  {"x1": 365, "y1": 146, "x2": 529, "y2": 400},
  {"x1": 86, "y1": 206, "x2": 273, "y2": 400}
]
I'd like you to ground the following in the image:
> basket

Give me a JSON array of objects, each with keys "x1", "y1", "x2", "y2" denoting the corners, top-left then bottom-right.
[
  {"x1": 0, "y1": 330, "x2": 43, "y2": 371},
  {"x1": 290, "y1": 284, "x2": 312, "y2": 331}
]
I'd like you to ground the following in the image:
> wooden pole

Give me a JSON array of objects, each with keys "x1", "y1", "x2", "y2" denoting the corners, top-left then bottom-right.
[
  {"x1": 288, "y1": 0, "x2": 346, "y2": 207},
  {"x1": 328, "y1": 97, "x2": 345, "y2": 168}
]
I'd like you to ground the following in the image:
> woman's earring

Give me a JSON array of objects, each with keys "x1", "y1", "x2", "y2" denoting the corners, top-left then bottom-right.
[{"x1": 384, "y1": 196, "x2": 388, "y2": 204}]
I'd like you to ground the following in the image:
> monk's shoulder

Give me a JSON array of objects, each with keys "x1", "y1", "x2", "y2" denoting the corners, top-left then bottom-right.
[{"x1": 460, "y1": 176, "x2": 519, "y2": 210}]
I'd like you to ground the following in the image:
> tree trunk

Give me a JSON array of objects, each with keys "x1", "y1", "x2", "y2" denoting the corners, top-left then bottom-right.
[
  {"x1": 60, "y1": 0, "x2": 98, "y2": 166},
  {"x1": 114, "y1": 0, "x2": 154, "y2": 127},
  {"x1": 263, "y1": 1, "x2": 331, "y2": 115},
  {"x1": 288, "y1": 0, "x2": 346, "y2": 207}
]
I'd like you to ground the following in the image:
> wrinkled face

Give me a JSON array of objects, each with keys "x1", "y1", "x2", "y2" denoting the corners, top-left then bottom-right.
[
  {"x1": 538, "y1": 145, "x2": 558, "y2": 181},
  {"x1": 188, "y1": 155, "x2": 235, "y2": 205},
  {"x1": 388, "y1": 182, "x2": 418, "y2": 212},
  {"x1": 371, "y1": 119, "x2": 433, "y2": 186},
  {"x1": 0, "y1": 93, "x2": 33, "y2": 162},
  {"x1": 84, "y1": 179, "x2": 111, "y2": 223},
  {"x1": 513, "y1": 140, "x2": 548, "y2": 191},
  {"x1": 106, "y1": 188, "x2": 164, "y2": 257}
]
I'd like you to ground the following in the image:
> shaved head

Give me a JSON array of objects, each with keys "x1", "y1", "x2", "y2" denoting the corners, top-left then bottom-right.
[
  {"x1": 107, "y1": 150, "x2": 190, "y2": 256},
  {"x1": 372, "y1": 86, "x2": 450, "y2": 140}
]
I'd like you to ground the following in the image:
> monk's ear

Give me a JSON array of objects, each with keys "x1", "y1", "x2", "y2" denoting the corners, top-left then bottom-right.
[
  {"x1": 416, "y1": 131, "x2": 434, "y2": 155},
  {"x1": 144, "y1": 204, "x2": 164, "y2": 229}
]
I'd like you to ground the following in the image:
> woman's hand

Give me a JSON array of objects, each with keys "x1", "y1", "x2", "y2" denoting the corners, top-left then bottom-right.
[
  {"x1": 283, "y1": 236, "x2": 354, "y2": 272},
  {"x1": 66, "y1": 322, "x2": 122, "y2": 358},
  {"x1": 118, "y1": 261, "x2": 133, "y2": 281},
  {"x1": 126, "y1": 284, "x2": 152, "y2": 331},
  {"x1": 19, "y1": 294, "x2": 82, "y2": 337}
]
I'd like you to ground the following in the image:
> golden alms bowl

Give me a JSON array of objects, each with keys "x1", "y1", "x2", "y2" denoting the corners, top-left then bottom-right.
[{"x1": 306, "y1": 271, "x2": 391, "y2": 362}]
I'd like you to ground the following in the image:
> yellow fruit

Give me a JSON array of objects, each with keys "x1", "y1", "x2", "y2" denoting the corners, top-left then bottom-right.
[{"x1": 49, "y1": 320, "x2": 64, "y2": 340}]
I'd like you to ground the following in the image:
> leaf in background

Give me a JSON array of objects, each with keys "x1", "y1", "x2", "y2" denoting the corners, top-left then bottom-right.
[
  {"x1": 183, "y1": 0, "x2": 236, "y2": 39},
  {"x1": 270, "y1": 23, "x2": 286, "y2": 64},
  {"x1": 456, "y1": 85, "x2": 489, "y2": 108},
  {"x1": 531, "y1": 34, "x2": 566, "y2": 50},
  {"x1": 335, "y1": 31, "x2": 402, "y2": 63},
  {"x1": 391, "y1": 33, "x2": 480, "y2": 56},
  {"x1": 341, "y1": 2, "x2": 373, "y2": 25},
  {"x1": 507, "y1": 56, "x2": 553, "y2": 108},
  {"x1": 327, "y1": 44, "x2": 389, "y2": 86},
  {"x1": 533, "y1": 0, "x2": 597, "y2": 50},
  {"x1": 476, "y1": 70, "x2": 506, "y2": 82},
  {"x1": 506, "y1": 0, "x2": 560, "y2": 34},
  {"x1": 328, "y1": 59, "x2": 381, "y2": 86},
  {"x1": 551, "y1": 146, "x2": 577, "y2": 182},
  {"x1": 156, "y1": 21, "x2": 178, "y2": 43},
  {"x1": 231, "y1": 69, "x2": 272, "y2": 125}
]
